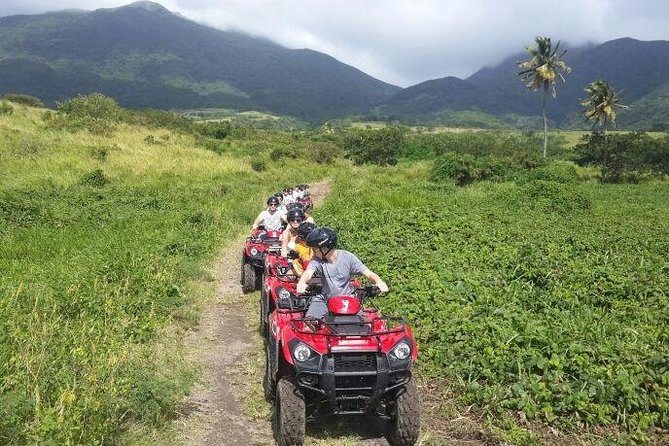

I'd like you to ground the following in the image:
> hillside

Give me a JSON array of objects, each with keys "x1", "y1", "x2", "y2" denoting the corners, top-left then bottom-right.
[
  {"x1": 0, "y1": 1, "x2": 399, "y2": 120},
  {"x1": 375, "y1": 38, "x2": 669, "y2": 128}
]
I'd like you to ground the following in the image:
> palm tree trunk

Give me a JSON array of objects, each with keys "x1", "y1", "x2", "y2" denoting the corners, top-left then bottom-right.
[{"x1": 541, "y1": 90, "x2": 548, "y2": 158}]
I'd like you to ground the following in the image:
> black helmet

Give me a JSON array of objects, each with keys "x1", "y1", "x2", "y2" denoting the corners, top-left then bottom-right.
[
  {"x1": 297, "y1": 222, "x2": 316, "y2": 239},
  {"x1": 287, "y1": 202, "x2": 305, "y2": 212},
  {"x1": 286, "y1": 208, "x2": 305, "y2": 222},
  {"x1": 267, "y1": 196, "x2": 280, "y2": 206},
  {"x1": 274, "y1": 192, "x2": 284, "y2": 201},
  {"x1": 306, "y1": 227, "x2": 337, "y2": 249}
]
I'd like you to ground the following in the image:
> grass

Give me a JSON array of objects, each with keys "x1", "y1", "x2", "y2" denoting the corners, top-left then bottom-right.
[
  {"x1": 314, "y1": 164, "x2": 669, "y2": 444},
  {"x1": 0, "y1": 103, "x2": 333, "y2": 444}
]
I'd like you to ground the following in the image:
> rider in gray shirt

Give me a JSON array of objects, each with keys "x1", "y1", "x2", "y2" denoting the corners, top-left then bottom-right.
[{"x1": 296, "y1": 227, "x2": 388, "y2": 319}]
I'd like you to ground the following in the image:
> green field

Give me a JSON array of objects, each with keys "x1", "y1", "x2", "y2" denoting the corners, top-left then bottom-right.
[
  {"x1": 1, "y1": 100, "x2": 668, "y2": 444},
  {"x1": 0, "y1": 103, "x2": 333, "y2": 444}
]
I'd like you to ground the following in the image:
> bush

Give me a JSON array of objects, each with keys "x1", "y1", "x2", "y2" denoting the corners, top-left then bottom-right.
[
  {"x1": 269, "y1": 146, "x2": 300, "y2": 161},
  {"x1": 197, "y1": 121, "x2": 231, "y2": 140},
  {"x1": 2, "y1": 93, "x2": 44, "y2": 108},
  {"x1": 401, "y1": 131, "x2": 565, "y2": 162},
  {"x1": 48, "y1": 93, "x2": 123, "y2": 136},
  {"x1": 250, "y1": 159, "x2": 266, "y2": 172},
  {"x1": 0, "y1": 101, "x2": 13, "y2": 116},
  {"x1": 430, "y1": 152, "x2": 511, "y2": 186},
  {"x1": 342, "y1": 126, "x2": 405, "y2": 166},
  {"x1": 308, "y1": 142, "x2": 341, "y2": 165},
  {"x1": 575, "y1": 132, "x2": 669, "y2": 183},
  {"x1": 520, "y1": 180, "x2": 592, "y2": 213},
  {"x1": 522, "y1": 161, "x2": 579, "y2": 184},
  {"x1": 79, "y1": 169, "x2": 110, "y2": 187}
]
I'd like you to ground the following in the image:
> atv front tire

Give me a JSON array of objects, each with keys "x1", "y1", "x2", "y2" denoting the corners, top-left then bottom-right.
[
  {"x1": 242, "y1": 262, "x2": 256, "y2": 293},
  {"x1": 263, "y1": 343, "x2": 276, "y2": 401},
  {"x1": 386, "y1": 379, "x2": 420, "y2": 446},
  {"x1": 275, "y1": 377, "x2": 305, "y2": 446}
]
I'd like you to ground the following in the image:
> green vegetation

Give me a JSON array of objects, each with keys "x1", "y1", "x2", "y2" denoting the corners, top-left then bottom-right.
[
  {"x1": 316, "y1": 163, "x2": 668, "y2": 443},
  {"x1": 0, "y1": 101, "x2": 334, "y2": 444},
  {"x1": 3, "y1": 94, "x2": 668, "y2": 444},
  {"x1": 575, "y1": 131, "x2": 669, "y2": 182}
]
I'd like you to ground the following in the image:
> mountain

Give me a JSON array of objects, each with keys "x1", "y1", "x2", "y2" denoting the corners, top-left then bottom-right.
[
  {"x1": 375, "y1": 38, "x2": 669, "y2": 128},
  {"x1": 0, "y1": 1, "x2": 400, "y2": 119}
]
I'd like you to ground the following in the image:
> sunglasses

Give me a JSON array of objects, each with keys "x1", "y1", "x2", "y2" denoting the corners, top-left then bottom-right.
[{"x1": 288, "y1": 218, "x2": 303, "y2": 223}]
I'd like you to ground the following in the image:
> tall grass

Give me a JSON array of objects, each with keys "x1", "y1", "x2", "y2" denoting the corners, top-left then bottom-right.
[{"x1": 0, "y1": 104, "x2": 334, "y2": 444}]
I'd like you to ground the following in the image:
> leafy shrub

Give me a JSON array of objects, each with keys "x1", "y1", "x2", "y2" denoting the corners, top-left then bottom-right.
[
  {"x1": 144, "y1": 135, "x2": 158, "y2": 145},
  {"x1": 79, "y1": 169, "x2": 110, "y2": 187},
  {"x1": 197, "y1": 121, "x2": 231, "y2": 140},
  {"x1": 308, "y1": 142, "x2": 341, "y2": 165},
  {"x1": 342, "y1": 126, "x2": 405, "y2": 166},
  {"x1": 2, "y1": 93, "x2": 44, "y2": 108},
  {"x1": 251, "y1": 159, "x2": 266, "y2": 172},
  {"x1": 48, "y1": 93, "x2": 123, "y2": 136},
  {"x1": 402, "y1": 130, "x2": 565, "y2": 162},
  {"x1": 520, "y1": 180, "x2": 592, "y2": 213},
  {"x1": 430, "y1": 152, "x2": 511, "y2": 186},
  {"x1": 269, "y1": 146, "x2": 300, "y2": 161},
  {"x1": 0, "y1": 101, "x2": 13, "y2": 116},
  {"x1": 522, "y1": 161, "x2": 579, "y2": 184},
  {"x1": 575, "y1": 132, "x2": 669, "y2": 183}
]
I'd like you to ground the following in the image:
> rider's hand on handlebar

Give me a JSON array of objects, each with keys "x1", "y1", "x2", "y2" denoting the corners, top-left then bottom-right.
[
  {"x1": 296, "y1": 282, "x2": 308, "y2": 294},
  {"x1": 377, "y1": 280, "x2": 389, "y2": 293}
]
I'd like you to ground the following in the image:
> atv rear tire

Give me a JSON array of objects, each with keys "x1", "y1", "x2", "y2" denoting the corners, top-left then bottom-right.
[
  {"x1": 259, "y1": 283, "x2": 268, "y2": 335},
  {"x1": 240, "y1": 255, "x2": 246, "y2": 285},
  {"x1": 275, "y1": 377, "x2": 305, "y2": 446},
  {"x1": 242, "y1": 262, "x2": 256, "y2": 293},
  {"x1": 386, "y1": 379, "x2": 420, "y2": 446}
]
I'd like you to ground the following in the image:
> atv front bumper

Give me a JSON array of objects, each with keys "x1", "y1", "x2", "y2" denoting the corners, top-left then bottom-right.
[{"x1": 290, "y1": 342, "x2": 413, "y2": 415}]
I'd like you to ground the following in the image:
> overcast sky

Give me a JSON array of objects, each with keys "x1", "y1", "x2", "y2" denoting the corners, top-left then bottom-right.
[{"x1": 2, "y1": 0, "x2": 669, "y2": 87}]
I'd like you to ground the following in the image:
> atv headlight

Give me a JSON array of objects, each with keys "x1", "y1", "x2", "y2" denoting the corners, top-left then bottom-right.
[
  {"x1": 278, "y1": 288, "x2": 292, "y2": 300},
  {"x1": 250, "y1": 248, "x2": 259, "y2": 256},
  {"x1": 392, "y1": 341, "x2": 411, "y2": 360},
  {"x1": 293, "y1": 343, "x2": 312, "y2": 362}
]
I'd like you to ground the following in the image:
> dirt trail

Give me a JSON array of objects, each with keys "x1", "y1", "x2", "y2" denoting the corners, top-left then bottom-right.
[{"x1": 178, "y1": 181, "x2": 389, "y2": 446}]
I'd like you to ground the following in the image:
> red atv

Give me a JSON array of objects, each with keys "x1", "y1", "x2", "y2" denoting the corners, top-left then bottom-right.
[
  {"x1": 264, "y1": 285, "x2": 420, "y2": 446},
  {"x1": 259, "y1": 250, "x2": 299, "y2": 335},
  {"x1": 297, "y1": 195, "x2": 313, "y2": 212},
  {"x1": 240, "y1": 228, "x2": 282, "y2": 293}
]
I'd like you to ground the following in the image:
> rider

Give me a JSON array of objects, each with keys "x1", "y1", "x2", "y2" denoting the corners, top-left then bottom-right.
[
  {"x1": 280, "y1": 208, "x2": 307, "y2": 257},
  {"x1": 273, "y1": 192, "x2": 287, "y2": 215},
  {"x1": 282, "y1": 187, "x2": 296, "y2": 207},
  {"x1": 290, "y1": 221, "x2": 316, "y2": 276},
  {"x1": 251, "y1": 196, "x2": 284, "y2": 232},
  {"x1": 296, "y1": 227, "x2": 389, "y2": 319}
]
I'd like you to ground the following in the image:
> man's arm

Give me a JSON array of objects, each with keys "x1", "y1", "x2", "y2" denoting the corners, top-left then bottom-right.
[
  {"x1": 251, "y1": 212, "x2": 263, "y2": 230},
  {"x1": 296, "y1": 268, "x2": 315, "y2": 294},
  {"x1": 361, "y1": 269, "x2": 389, "y2": 293}
]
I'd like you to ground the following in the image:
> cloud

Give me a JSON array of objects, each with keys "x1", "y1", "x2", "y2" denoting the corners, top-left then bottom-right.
[{"x1": 1, "y1": 0, "x2": 669, "y2": 87}]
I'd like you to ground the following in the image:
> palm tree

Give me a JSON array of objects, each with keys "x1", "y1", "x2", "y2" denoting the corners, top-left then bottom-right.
[
  {"x1": 580, "y1": 80, "x2": 627, "y2": 135},
  {"x1": 516, "y1": 36, "x2": 572, "y2": 158}
]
